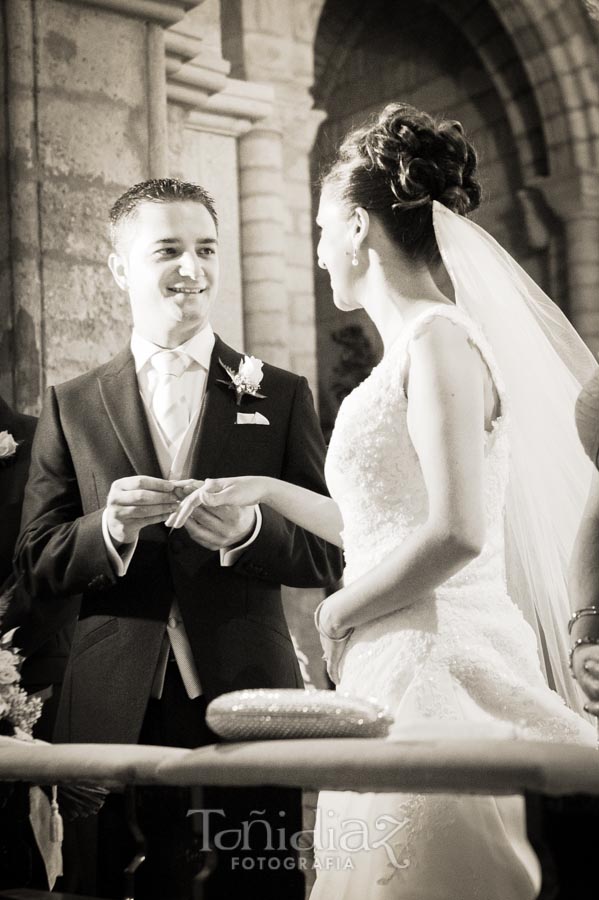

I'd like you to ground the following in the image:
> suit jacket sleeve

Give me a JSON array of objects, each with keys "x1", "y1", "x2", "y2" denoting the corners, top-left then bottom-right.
[
  {"x1": 231, "y1": 375, "x2": 343, "y2": 588},
  {"x1": 15, "y1": 386, "x2": 115, "y2": 599}
]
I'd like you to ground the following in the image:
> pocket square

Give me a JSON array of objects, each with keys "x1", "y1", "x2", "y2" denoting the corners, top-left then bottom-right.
[{"x1": 236, "y1": 412, "x2": 270, "y2": 425}]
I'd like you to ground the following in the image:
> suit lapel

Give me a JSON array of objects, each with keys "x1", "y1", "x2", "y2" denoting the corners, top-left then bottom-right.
[
  {"x1": 188, "y1": 336, "x2": 241, "y2": 479},
  {"x1": 98, "y1": 349, "x2": 162, "y2": 477}
]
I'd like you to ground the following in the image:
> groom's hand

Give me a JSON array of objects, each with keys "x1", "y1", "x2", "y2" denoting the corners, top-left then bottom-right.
[
  {"x1": 183, "y1": 502, "x2": 257, "y2": 552},
  {"x1": 105, "y1": 476, "x2": 180, "y2": 545}
]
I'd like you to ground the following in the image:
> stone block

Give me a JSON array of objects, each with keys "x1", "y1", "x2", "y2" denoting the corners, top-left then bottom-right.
[
  {"x1": 37, "y1": 1, "x2": 146, "y2": 105},
  {"x1": 288, "y1": 351, "x2": 316, "y2": 388},
  {"x1": 40, "y1": 180, "x2": 115, "y2": 261},
  {"x1": 283, "y1": 150, "x2": 310, "y2": 184},
  {"x1": 285, "y1": 235, "x2": 313, "y2": 268},
  {"x1": 567, "y1": 109, "x2": 591, "y2": 143},
  {"x1": 588, "y1": 107, "x2": 599, "y2": 139},
  {"x1": 580, "y1": 67, "x2": 599, "y2": 108},
  {"x1": 39, "y1": 94, "x2": 148, "y2": 183},
  {"x1": 241, "y1": 220, "x2": 285, "y2": 255},
  {"x1": 243, "y1": 0, "x2": 291, "y2": 37},
  {"x1": 239, "y1": 133, "x2": 284, "y2": 170},
  {"x1": 241, "y1": 252, "x2": 285, "y2": 284},
  {"x1": 245, "y1": 309, "x2": 289, "y2": 347},
  {"x1": 243, "y1": 280, "x2": 286, "y2": 313},
  {"x1": 240, "y1": 193, "x2": 285, "y2": 224},
  {"x1": 239, "y1": 168, "x2": 285, "y2": 196},
  {"x1": 542, "y1": 112, "x2": 571, "y2": 148},
  {"x1": 288, "y1": 321, "x2": 315, "y2": 358},
  {"x1": 283, "y1": 181, "x2": 312, "y2": 212},
  {"x1": 549, "y1": 42, "x2": 573, "y2": 76},
  {"x1": 291, "y1": 0, "x2": 324, "y2": 44},
  {"x1": 285, "y1": 264, "x2": 314, "y2": 294},
  {"x1": 290, "y1": 292, "x2": 316, "y2": 326},
  {"x1": 295, "y1": 210, "x2": 314, "y2": 236},
  {"x1": 42, "y1": 257, "x2": 127, "y2": 328},
  {"x1": 562, "y1": 73, "x2": 585, "y2": 111},
  {"x1": 242, "y1": 33, "x2": 292, "y2": 79}
]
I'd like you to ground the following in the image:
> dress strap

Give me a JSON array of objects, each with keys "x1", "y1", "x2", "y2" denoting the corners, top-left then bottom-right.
[{"x1": 397, "y1": 303, "x2": 508, "y2": 421}]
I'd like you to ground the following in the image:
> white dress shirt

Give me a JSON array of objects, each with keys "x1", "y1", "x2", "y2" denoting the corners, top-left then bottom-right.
[{"x1": 101, "y1": 325, "x2": 262, "y2": 698}]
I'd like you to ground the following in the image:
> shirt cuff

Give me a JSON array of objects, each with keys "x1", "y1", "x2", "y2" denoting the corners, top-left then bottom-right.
[
  {"x1": 220, "y1": 505, "x2": 262, "y2": 567},
  {"x1": 101, "y1": 508, "x2": 138, "y2": 576}
]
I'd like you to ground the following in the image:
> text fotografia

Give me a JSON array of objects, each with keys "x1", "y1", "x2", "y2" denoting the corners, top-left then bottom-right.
[{"x1": 187, "y1": 808, "x2": 410, "y2": 870}]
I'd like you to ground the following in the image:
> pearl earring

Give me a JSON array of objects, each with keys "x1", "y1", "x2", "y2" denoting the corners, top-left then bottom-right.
[{"x1": 351, "y1": 248, "x2": 359, "y2": 267}]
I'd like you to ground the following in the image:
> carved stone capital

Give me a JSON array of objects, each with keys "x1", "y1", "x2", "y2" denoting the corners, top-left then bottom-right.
[
  {"x1": 185, "y1": 79, "x2": 274, "y2": 137},
  {"x1": 78, "y1": 0, "x2": 197, "y2": 26}
]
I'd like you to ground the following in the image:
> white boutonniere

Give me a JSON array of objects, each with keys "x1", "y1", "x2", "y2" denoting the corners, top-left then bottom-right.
[
  {"x1": 0, "y1": 430, "x2": 19, "y2": 465},
  {"x1": 217, "y1": 355, "x2": 267, "y2": 407}
]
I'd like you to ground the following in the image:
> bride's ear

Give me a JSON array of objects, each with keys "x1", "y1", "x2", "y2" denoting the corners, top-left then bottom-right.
[{"x1": 351, "y1": 207, "x2": 370, "y2": 250}]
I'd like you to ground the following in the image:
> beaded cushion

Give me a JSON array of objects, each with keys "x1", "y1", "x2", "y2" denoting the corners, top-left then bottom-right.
[{"x1": 206, "y1": 689, "x2": 393, "y2": 740}]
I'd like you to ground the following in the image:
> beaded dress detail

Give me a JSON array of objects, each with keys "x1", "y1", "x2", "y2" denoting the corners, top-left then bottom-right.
[{"x1": 310, "y1": 305, "x2": 594, "y2": 900}]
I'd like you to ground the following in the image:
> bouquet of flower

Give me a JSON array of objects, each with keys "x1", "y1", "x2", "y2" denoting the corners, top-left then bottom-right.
[{"x1": 0, "y1": 626, "x2": 43, "y2": 740}]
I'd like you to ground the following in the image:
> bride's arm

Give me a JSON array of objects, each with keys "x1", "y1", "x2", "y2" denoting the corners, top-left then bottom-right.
[
  {"x1": 321, "y1": 317, "x2": 489, "y2": 636},
  {"x1": 174, "y1": 476, "x2": 344, "y2": 548}
]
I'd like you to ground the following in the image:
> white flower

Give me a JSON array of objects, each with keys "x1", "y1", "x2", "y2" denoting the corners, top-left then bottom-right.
[
  {"x1": 0, "y1": 430, "x2": 18, "y2": 459},
  {"x1": 218, "y1": 355, "x2": 267, "y2": 407},
  {"x1": 238, "y1": 355, "x2": 264, "y2": 387}
]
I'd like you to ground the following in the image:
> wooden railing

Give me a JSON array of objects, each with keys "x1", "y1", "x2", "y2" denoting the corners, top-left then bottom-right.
[{"x1": 1, "y1": 733, "x2": 598, "y2": 795}]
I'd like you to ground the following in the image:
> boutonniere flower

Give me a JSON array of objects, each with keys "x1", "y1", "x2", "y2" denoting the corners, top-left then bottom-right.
[
  {"x1": 0, "y1": 431, "x2": 19, "y2": 466},
  {"x1": 217, "y1": 355, "x2": 267, "y2": 407}
]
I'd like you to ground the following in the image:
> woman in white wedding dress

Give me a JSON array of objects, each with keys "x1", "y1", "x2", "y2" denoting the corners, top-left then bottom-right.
[{"x1": 169, "y1": 103, "x2": 597, "y2": 899}]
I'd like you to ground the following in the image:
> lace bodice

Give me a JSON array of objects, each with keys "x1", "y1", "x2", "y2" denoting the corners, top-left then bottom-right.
[{"x1": 326, "y1": 305, "x2": 509, "y2": 591}]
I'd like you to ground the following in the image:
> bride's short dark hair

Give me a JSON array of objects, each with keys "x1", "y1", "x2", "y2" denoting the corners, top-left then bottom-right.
[{"x1": 322, "y1": 103, "x2": 482, "y2": 265}]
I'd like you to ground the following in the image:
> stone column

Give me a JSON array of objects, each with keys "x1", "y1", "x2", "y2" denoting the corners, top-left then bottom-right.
[
  {"x1": 238, "y1": 119, "x2": 290, "y2": 368},
  {"x1": 280, "y1": 101, "x2": 327, "y2": 386},
  {"x1": 3, "y1": 0, "x2": 44, "y2": 412}
]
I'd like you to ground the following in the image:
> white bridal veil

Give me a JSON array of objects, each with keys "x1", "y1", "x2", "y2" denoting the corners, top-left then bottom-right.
[{"x1": 432, "y1": 200, "x2": 597, "y2": 716}]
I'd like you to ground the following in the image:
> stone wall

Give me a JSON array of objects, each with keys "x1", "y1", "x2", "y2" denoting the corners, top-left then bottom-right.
[{"x1": 2, "y1": 0, "x2": 166, "y2": 412}]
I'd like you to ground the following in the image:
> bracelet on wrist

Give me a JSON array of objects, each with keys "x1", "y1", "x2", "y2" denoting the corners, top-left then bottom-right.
[
  {"x1": 314, "y1": 600, "x2": 354, "y2": 643},
  {"x1": 568, "y1": 606, "x2": 599, "y2": 635}
]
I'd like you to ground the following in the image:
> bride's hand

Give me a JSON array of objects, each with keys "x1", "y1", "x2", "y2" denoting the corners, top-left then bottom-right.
[
  {"x1": 316, "y1": 599, "x2": 351, "y2": 685},
  {"x1": 319, "y1": 631, "x2": 349, "y2": 685},
  {"x1": 201, "y1": 476, "x2": 268, "y2": 509},
  {"x1": 165, "y1": 476, "x2": 268, "y2": 530}
]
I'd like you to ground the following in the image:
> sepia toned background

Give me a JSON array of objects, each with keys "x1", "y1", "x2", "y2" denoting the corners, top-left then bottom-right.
[{"x1": 2, "y1": 0, "x2": 599, "y2": 678}]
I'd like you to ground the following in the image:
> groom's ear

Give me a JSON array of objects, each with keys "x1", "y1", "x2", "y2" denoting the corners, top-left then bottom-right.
[
  {"x1": 108, "y1": 252, "x2": 129, "y2": 291},
  {"x1": 352, "y1": 206, "x2": 370, "y2": 249}
]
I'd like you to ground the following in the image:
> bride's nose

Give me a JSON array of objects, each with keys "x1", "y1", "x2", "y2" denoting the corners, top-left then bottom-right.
[{"x1": 318, "y1": 258, "x2": 327, "y2": 270}]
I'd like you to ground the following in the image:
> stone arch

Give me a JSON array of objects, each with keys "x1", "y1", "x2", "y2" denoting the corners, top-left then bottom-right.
[
  {"x1": 486, "y1": 0, "x2": 599, "y2": 173},
  {"x1": 313, "y1": 0, "x2": 549, "y2": 184}
]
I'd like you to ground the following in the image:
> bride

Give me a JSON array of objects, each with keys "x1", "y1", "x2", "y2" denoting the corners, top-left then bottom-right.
[{"x1": 169, "y1": 103, "x2": 597, "y2": 899}]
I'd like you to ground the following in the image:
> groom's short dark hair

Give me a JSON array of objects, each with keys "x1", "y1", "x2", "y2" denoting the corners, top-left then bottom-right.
[{"x1": 109, "y1": 178, "x2": 218, "y2": 249}]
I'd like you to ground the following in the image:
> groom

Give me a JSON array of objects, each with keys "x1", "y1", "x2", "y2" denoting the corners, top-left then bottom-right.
[{"x1": 15, "y1": 178, "x2": 342, "y2": 898}]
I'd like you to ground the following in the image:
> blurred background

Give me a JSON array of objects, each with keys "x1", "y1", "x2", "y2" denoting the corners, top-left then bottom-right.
[{"x1": 2, "y1": 0, "x2": 599, "y2": 679}]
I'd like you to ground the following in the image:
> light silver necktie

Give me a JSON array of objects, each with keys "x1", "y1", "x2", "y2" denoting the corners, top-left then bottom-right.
[{"x1": 150, "y1": 350, "x2": 191, "y2": 446}]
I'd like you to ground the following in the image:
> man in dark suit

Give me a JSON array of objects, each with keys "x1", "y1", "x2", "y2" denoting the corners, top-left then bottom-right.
[
  {"x1": 15, "y1": 178, "x2": 342, "y2": 899},
  {"x1": 1, "y1": 395, "x2": 76, "y2": 740}
]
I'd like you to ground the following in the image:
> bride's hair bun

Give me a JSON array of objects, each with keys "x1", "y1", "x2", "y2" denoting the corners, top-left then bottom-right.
[{"x1": 323, "y1": 103, "x2": 481, "y2": 264}]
